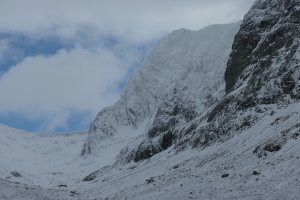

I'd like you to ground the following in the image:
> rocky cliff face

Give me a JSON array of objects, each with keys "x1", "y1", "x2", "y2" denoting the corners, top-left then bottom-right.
[
  {"x1": 82, "y1": 22, "x2": 240, "y2": 155},
  {"x1": 225, "y1": 0, "x2": 300, "y2": 95},
  {"x1": 171, "y1": 0, "x2": 300, "y2": 152}
]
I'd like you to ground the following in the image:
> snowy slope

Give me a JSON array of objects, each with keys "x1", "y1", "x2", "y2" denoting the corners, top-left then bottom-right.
[
  {"x1": 0, "y1": 124, "x2": 86, "y2": 187},
  {"x1": 77, "y1": 103, "x2": 300, "y2": 200}
]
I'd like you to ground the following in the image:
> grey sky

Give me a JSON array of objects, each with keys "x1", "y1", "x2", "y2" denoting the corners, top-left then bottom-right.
[{"x1": 0, "y1": 0, "x2": 255, "y2": 43}]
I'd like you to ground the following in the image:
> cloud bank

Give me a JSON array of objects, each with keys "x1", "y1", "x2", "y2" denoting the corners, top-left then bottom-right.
[{"x1": 0, "y1": 0, "x2": 255, "y2": 131}]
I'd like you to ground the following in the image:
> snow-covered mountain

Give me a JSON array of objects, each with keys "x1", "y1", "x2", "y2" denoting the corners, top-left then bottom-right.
[
  {"x1": 1, "y1": 0, "x2": 300, "y2": 199},
  {"x1": 81, "y1": 22, "x2": 241, "y2": 156},
  {"x1": 78, "y1": 0, "x2": 300, "y2": 199}
]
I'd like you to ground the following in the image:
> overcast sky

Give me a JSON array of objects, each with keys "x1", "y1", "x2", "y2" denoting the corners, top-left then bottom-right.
[{"x1": 0, "y1": 0, "x2": 255, "y2": 132}]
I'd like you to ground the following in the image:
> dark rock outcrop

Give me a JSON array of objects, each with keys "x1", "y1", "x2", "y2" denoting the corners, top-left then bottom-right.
[
  {"x1": 10, "y1": 171, "x2": 22, "y2": 178},
  {"x1": 225, "y1": 0, "x2": 300, "y2": 95}
]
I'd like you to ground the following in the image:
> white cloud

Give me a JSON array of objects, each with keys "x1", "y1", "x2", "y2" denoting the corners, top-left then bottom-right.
[
  {"x1": 0, "y1": 46, "x2": 136, "y2": 131},
  {"x1": 0, "y1": 0, "x2": 255, "y2": 44},
  {"x1": 0, "y1": 0, "x2": 256, "y2": 131}
]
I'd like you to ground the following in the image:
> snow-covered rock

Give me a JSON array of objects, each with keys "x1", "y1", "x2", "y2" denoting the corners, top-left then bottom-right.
[{"x1": 226, "y1": 0, "x2": 300, "y2": 95}]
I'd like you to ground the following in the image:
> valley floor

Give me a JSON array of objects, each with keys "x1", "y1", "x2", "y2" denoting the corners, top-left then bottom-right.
[{"x1": 0, "y1": 103, "x2": 300, "y2": 200}]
